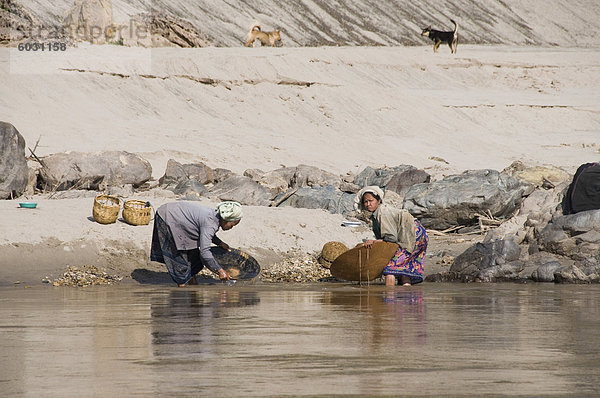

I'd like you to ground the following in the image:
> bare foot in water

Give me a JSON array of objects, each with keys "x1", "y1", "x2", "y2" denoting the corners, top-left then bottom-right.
[
  {"x1": 385, "y1": 275, "x2": 396, "y2": 287},
  {"x1": 400, "y1": 275, "x2": 411, "y2": 286}
]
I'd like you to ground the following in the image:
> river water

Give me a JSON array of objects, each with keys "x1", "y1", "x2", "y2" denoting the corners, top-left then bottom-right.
[{"x1": 1, "y1": 283, "x2": 599, "y2": 397}]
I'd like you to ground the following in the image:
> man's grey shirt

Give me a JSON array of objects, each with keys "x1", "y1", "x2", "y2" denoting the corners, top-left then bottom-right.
[{"x1": 157, "y1": 202, "x2": 224, "y2": 272}]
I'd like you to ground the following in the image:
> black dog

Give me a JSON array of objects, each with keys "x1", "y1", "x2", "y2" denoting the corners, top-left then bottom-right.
[{"x1": 421, "y1": 19, "x2": 458, "y2": 54}]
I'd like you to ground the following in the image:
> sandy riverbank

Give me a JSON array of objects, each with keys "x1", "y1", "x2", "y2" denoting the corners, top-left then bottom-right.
[{"x1": 1, "y1": 44, "x2": 599, "y2": 286}]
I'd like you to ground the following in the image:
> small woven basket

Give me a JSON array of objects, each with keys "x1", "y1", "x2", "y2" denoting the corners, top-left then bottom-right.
[
  {"x1": 122, "y1": 199, "x2": 152, "y2": 226},
  {"x1": 92, "y1": 194, "x2": 120, "y2": 224}
]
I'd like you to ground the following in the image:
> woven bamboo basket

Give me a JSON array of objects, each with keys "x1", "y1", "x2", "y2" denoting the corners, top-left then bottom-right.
[
  {"x1": 122, "y1": 199, "x2": 152, "y2": 226},
  {"x1": 92, "y1": 194, "x2": 120, "y2": 224}
]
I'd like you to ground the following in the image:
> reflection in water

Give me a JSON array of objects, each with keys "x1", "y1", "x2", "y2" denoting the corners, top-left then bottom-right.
[
  {"x1": 150, "y1": 289, "x2": 260, "y2": 353},
  {"x1": 0, "y1": 284, "x2": 599, "y2": 396},
  {"x1": 323, "y1": 288, "x2": 427, "y2": 351}
]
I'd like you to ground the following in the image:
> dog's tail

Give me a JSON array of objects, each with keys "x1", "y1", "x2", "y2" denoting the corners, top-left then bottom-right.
[
  {"x1": 250, "y1": 23, "x2": 262, "y2": 32},
  {"x1": 450, "y1": 19, "x2": 458, "y2": 34}
]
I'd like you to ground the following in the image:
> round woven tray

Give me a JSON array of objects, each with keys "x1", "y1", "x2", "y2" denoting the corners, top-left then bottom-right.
[
  {"x1": 122, "y1": 199, "x2": 152, "y2": 226},
  {"x1": 92, "y1": 194, "x2": 120, "y2": 224}
]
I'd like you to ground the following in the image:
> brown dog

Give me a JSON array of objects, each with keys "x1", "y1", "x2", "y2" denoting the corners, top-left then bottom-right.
[
  {"x1": 421, "y1": 19, "x2": 458, "y2": 54},
  {"x1": 244, "y1": 23, "x2": 282, "y2": 47}
]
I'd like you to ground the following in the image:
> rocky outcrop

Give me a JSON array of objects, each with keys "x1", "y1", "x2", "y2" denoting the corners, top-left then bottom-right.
[
  {"x1": 38, "y1": 151, "x2": 152, "y2": 191},
  {"x1": 171, "y1": 179, "x2": 209, "y2": 201},
  {"x1": 0, "y1": 121, "x2": 28, "y2": 199},
  {"x1": 63, "y1": 0, "x2": 114, "y2": 44},
  {"x1": 403, "y1": 169, "x2": 528, "y2": 230},
  {"x1": 537, "y1": 210, "x2": 600, "y2": 263},
  {"x1": 0, "y1": 0, "x2": 41, "y2": 44},
  {"x1": 159, "y1": 159, "x2": 215, "y2": 188},
  {"x1": 106, "y1": 12, "x2": 210, "y2": 47},
  {"x1": 209, "y1": 175, "x2": 272, "y2": 206},
  {"x1": 277, "y1": 186, "x2": 355, "y2": 215},
  {"x1": 448, "y1": 239, "x2": 523, "y2": 282},
  {"x1": 290, "y1": 164, "x2": 341, "y2": 189}
]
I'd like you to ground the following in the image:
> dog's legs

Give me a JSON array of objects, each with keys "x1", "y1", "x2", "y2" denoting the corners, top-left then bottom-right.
[
  {"x1": 433, "y1": 40, "x2": 441, "y2": 53},
  {"x1": 448, "y1": 41, "x2": 454, "y2": 53}
]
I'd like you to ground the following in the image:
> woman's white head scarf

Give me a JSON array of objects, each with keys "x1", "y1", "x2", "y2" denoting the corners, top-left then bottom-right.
[
  {"x1": 217, "y1": 201, "x2": 243, "y2": 222},
  {"x1": 354, "y1": 185, "x2": 384, "y2": 211}
]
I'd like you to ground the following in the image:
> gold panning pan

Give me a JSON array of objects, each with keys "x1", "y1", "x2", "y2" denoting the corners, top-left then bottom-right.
[{"x1": 330, "y1": 241, "x2": 399, "y2": 281}]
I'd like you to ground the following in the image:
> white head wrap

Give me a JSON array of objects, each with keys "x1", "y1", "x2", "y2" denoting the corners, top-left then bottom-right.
[
  {"x1": 217, "y1": 201, "x2": 243, "y2": 222},
  {"x1": 354, "y1": 185, "x2": 384, "y2": 211}
]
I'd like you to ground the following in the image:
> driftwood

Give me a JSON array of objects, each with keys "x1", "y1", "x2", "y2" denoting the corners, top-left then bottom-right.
[
  {"x1": 427, "y1": 210, "x2": 503, "y2": 236},
  {"x1": 270, "y1": 188, "x2": 298, "y2": 207}
]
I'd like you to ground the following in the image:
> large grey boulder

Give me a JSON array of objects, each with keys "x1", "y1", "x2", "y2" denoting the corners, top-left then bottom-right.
[
  {"x1": 172, "y1": 179, "x2": 209, "y2": 200},
  {"x1": 450, "y1": 239, "x2": 522, "y2": 279},
  {"x1": 290, "y1": 164, "x2": 341, "y2": 189},
  {"x1": 0, "y1": 122, "x2": 29, "y2": 199},
  {"x1": 554, "y1": 261, "x2": 600, "y2": 284},
  {"x1": 538, "y1": 210, "x2": 600, "y2": 259},
  {"x1": 353, "y1": 165, "x2": 416, "y2": 188},
  {"x1": 385, "y1": 168, "x2": 431, "y2": 197},
  {"x1": 531, "y1": 261, "x2": 563, "y2": 282},
  {"x1": 277, "y1": 186, "x2": 355, "y2": 215},
  {"x1": 210, "y1": 175, "x2": 272, "y2": 206},
  {"x1": 38, "y1": 151, "x2": 152, "y2": 191},
  {"x1": 159, "y1": 159, "x2": 215, "y2": 188},
  {"x1": 403, "y1": 169, "x2": 526, "y2": 230},
  {"x1": 244, "y1": 168, "x2": 290, "y2": 195}
]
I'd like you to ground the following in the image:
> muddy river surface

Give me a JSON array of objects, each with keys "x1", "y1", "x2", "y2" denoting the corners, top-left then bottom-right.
[{"x1": 1, "y1": 283, "x2": 599, "y2": 397}]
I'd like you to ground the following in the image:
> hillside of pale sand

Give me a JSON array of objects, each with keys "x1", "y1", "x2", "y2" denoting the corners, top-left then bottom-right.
[
  {"x1": 15, "y1": 0, "x2": 600, "y2": 47},
  {"x1": 3, "y1": 45, "x2": 599, "y2": 181}
]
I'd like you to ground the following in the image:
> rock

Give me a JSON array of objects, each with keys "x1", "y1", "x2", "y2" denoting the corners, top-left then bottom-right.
[
  {"x1": 159, "y1": 159, "x2": 187, "y2": 188},
  {"x1": 38, "y1": 151, "x2": 152, "y2": 191},
  {"x1": 553, "y1": 210, "x2": 600, "y2": 234},
  {"x1": 277, "y1": 186, "x2": 355, "y2": 215},
  {"x1": 475, "y1": 261, "x2": 525, "y2": 282},
  {"x1": 63, "y1": 0, "x2": 114, "y2": 44},
  {"x1": 0, "y1": 122, "x2": 28, "y2": 199},
  {"x1": 353, "y1": 165, "x2": 416, "y2": 188},
  {"x1": 425, "y1": 271, "x2": 473, "y2": 283},
  {"x1": 385, "y1": 168, "x2": 431, "y2": 196},
  {"x1": 512, "y1": 165, "x2": 571, "y2": 188},
  {"x1": 119, "y1": 12, "x2": 211, "y2": 48},
  {"x1": 213, "y1": 168, "x2": 235, "y2": 183},
  {"x1": 172, "y1": 179, "x2": 209, "y2": 200},
  {"x1": 531, "y1": 261, "x2": 563, "y2": 282},
  {"x1": 0, "y1": 0, "x2": 40, "y2": 44},
  {"x1": 244, "y1": 168, "x2": 289, "y2": 195},
  {"x1": 183, "y1": 162, "x2": 215, "y2": 184},
  {"x1": 243, "y1": 168, "x2": 264, "y2": 181},
  {"x1": 210, "y1": 175, "x2": 272, "y2": 206},
  {"x1": 159, "y1": 159, "x2": 215, "y2": 187},
  {"x1": 484, "y1": 185, "x2": 564, "y2": 244},
  {"x1": 290, "y1": 164, "x2": 341, "y2": 189},
  {"x1": 554, "y1": 264, "x2": 593, "y2": 284},
  {"x1": 575, "y1": 230, "x2": 600, "y2": 243},
  {"x1": 339, "y1": 181, "x2": 361, "y2": 193},
  {"x1": 403, "y1": 169, "x2": 527, "y2": 230},
  {"x1": 106, "y1": 184, "x2": 135, "y2": 197},
  {"x1": 537, "y1": 225, "x2": 576, "y2": 256},
  {"x1": 450, "y1": 239, "x2": 521, "y2": 277}
]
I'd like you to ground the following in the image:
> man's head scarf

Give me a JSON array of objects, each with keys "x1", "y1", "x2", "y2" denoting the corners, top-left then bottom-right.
[{"x1": 217, "y1": 201, "x2": 243, "y2": 222}]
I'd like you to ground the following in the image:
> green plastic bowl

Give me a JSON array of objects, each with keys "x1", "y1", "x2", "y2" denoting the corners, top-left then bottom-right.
[{"x1": 19, "y1": 202, "x2": 37, "y2": 209}]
